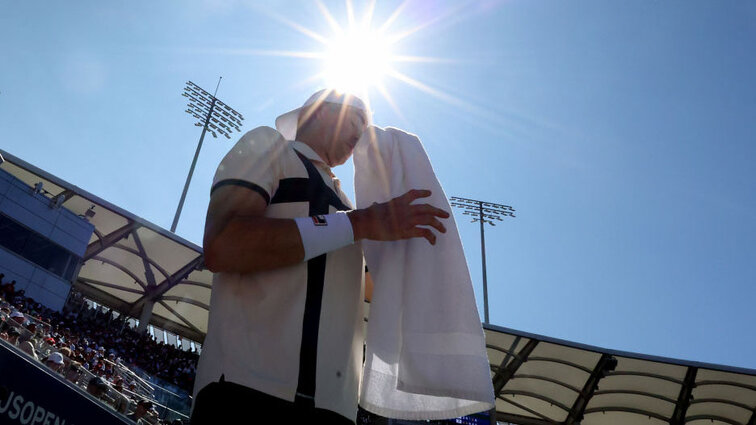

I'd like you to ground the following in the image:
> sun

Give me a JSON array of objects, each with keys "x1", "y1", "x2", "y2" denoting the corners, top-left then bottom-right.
[
  {"x1": 322, "y1": 25, "x2": 393, "y2": 95},
  {"x1": 254, "y1": 0, "x2": 466, "y2": 120}
]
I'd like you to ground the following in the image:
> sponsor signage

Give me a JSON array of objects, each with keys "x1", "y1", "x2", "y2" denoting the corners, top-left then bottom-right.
[{"x1": 0, "y1": 340, "x2": 131, "y2": 425}]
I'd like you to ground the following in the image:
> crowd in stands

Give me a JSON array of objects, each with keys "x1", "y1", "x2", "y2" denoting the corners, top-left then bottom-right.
[{"x1": 0, "y1": 274, "x2": 196, "y2": 424}]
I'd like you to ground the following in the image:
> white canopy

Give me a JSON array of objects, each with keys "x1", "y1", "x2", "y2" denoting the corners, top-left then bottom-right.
[
  {"x1": 485, "y1": 324, "x2": 756, "y2": 425},
  {"x1": 0, "y1": 149, "x2": 211, "y2": 342}
]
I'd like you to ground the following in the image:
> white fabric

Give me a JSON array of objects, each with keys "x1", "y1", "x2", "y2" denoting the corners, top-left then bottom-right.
[
  {"x1": 354, "y1": 126, "x2": 495, "y2": 420},
  {"x1": 276, "y1": 89, "x2": 371, "y2": 140},
  {"x1": 294, "y1": 212, "x2": 355, "y2": 261}
]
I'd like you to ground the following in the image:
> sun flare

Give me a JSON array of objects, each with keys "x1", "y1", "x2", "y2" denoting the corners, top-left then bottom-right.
[
  {"x1": 323, "y1": 26, "x2": 393, "y2": 95},
  {"x1": 253, "y1": 0, "x2": 469, "y2": 120}
]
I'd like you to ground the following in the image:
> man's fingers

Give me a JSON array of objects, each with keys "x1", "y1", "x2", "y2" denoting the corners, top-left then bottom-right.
[
  {"x1": 410, "y1": 214, "x2": 446, "y2": 233},
  {"x1": 427, "y1": 217, "x2": 446, "y2": 233},
  {"x1": 411, "y1": 227, "x2": 436, "y2": 245},
  {"x1": 413, "y1": 203, "x2": 450, "y2": 218},
  {"x1": 403, "y1": 189, "x2": 432, "y2": 203}
]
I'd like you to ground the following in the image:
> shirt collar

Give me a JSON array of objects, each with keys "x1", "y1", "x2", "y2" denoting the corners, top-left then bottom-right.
[{"x1": 291, "y1": 141, "x2": 327, "y2": 164}]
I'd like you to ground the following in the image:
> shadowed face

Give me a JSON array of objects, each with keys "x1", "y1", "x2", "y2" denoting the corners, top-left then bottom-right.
[
  {"x1": 322, "y1": 103, "x2": 368, "y2": 166},
  {"x1": 298, "y1": 101, "x2": 368, "y2": 167}
]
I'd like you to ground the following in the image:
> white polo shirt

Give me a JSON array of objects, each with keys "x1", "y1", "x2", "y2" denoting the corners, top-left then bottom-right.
[{"x1": 193, "y1": 126, "x2": 365, "y2": 420}]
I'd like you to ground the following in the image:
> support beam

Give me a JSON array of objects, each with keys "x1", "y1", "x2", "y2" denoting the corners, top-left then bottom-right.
[
  {"x1": 136, "y1": 299, "x2": 154, "y2": 334},
  {"x1": 564, "y1": 354, "x2": 618, "y2": 425},
  {"x1": 605, "y1": 371, "x2": 683, "y2": 386},
  {"x1": 670, "y1": 367, "x2": 697, "y2": 425},
  {"x1": 161, "y1": 296, "x2": 209, "y2": 311},
  {"x1": 689, "y1": 398, "x2": 755, "y2": 412},
  {"x1": 78, "y1": 277, "x2": 144, "y2": 294},
  {"x1": 513, "y1": 374, "x2": 581, "y2": 394},
  {"x1": 176, "y1": 279, "x2": 212, "y2": 289},
  {"x1": 131, "y1": 229, "x2": 157, "y2": 287},
  {"x1": 49, "y1": 189, "x2": 75, "y2": 207},
  {"x1": 112, "y1": 243, "x2": 170, "y2": 281},
  {"x1": 83, "y1": 221, "x2": 141, "y2": 260},
  {"x1": 498, "y1": 396, "x2": 558, "y2": 423},
  {"x1": 526, "y1": 356, "x2": 594, "y2": 374},
  {"x1": 72, "y1": 281, "x2": 132, "y2": 313},
  {"x1": 594, "y1": 389, "x2": 676, "y2": 405},
  {"x1": 695, "y1": 380, "x2": 756, "y2": 392},
  {"x1": 128, "y1": 255, "x2": 204, "y2": 314},
  {"x1": 90, "y1": 256, "x2": 147, "y2": 289},
  {"x1": 493, "y1": 339, "x2": 539, "y2": 394},
  {"x1": 496, "y1": 411, "x2": 556, "y2": 425},
  {"x1": 583, "y1": 407, "x2": 668, "y2": 423},
  {"x1": 498, "y1": 390, "x2": 571, "y2": 413},
  {"x1": 158, "y1": 300, "x2": 201, "y2": 333},
  {"x1": 675, "y1": 415, "x2": 741, "y2": 425}
]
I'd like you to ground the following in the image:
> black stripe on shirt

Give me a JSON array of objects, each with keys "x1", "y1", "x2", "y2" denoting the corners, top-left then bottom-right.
[
  {"x1": 211, "y1": 179, "x2": 271, "y2": 205},
  {"x1": 292, "y1": 151, "x2": 350, "y2": 408}
]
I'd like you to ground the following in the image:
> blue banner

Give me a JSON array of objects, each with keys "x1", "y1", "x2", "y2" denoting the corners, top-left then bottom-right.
[{"x1": 0, "y1": 340, "x2": 132, "y2": 425}]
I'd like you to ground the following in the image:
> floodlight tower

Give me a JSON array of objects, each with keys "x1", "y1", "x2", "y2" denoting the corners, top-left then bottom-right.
[
  {"x1": 450, "y1": 196, "x2": 515, "y2": 324},
  {"x1": 171, "y1": 78, "x2": 244, "y2": 233}
]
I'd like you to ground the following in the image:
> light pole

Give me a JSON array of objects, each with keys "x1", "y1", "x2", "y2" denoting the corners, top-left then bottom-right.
[
  {"x1": 450, "y1": 196, "x2": 515, "y2": 324},
  {"x1": 171, "y1": 78, "x2": 244, "y2": 233}
]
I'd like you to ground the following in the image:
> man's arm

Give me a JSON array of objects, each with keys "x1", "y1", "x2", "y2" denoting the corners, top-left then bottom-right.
[
  {"x1": 203, "y1": 185, "x2": 303, "y2": 274},
  {"x1": 204, "y1": 187, "x2": 449, "y2": 274}
]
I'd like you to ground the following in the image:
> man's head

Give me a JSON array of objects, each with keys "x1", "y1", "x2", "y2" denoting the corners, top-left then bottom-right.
[
  {"x1": 87, "y1": 376, "x2": 109, "y2": 399},
  {"x1": 45, "y1": 351, "x2": 65, "y2": 372},
  {"x1": 276, "y1": 89, "x2": 369, "y2": 167},
  {"x1": 134, "y1": 399, "x2": 153, "y2": 418},
  {"x1": 6, "y1": 328, "x2": 20, "y2": 344},
  {"x1": 10, "y1": 310, "x2": 25, "y2": 325}
]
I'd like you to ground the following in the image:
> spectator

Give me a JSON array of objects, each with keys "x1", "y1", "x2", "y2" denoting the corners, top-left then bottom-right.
[
  {"x1": 18, "y1": 340, "x2": 38, "y2": 360},
  {"x1": 86, "y1": 376, "x2": 110, "y2": 401},
  {"x1": 65, "y1": 361, "x2": 82, "y2": 384},
  {"x1": 10, "y1": 310, "x2": 25, "y2": 326},
  {"x1": 44, "y1": 351, "x2": 65, "y2": 373},
  {"x1": 2, "y1": 280, "x2": 16, "y2": 298},
  {"x1": 127, "y1": 399, "x2": 153, "y2": 423},
  {"x1": 5, "y1": 328, "x2": 20, "y2": 345},
  {"x1": 8, "y1": 291, "x2": 200, "y2": 392}
]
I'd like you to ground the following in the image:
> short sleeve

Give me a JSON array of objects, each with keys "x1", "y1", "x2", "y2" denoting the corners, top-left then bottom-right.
[{"x1": 211, "y1": 126, "x2": 288, "y2": 204}]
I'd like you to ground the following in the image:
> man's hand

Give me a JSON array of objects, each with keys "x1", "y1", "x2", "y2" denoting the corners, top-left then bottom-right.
[{"x1": 348, "y1": 189, "x2": 450, "y2": 245}]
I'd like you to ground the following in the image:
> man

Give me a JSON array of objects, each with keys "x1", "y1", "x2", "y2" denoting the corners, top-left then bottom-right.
[
  {"x1": 4, "y1": 328, "x2": 20, "y2": 345},
  {"x1": 191, "y1": 89, "x2": 449, "y2": 424},
  {"x1": 44, "y1": 351, "x2": 65, "y2": 374},
  {"x1": 86, "y1": 376, "x2": 112, "y2": 403},
  {"x1": 128, "y1": 399, "x2": 153, "y2": 423},
  {"x1": 9, "y1": 310, "x2": 25, "y2": 326}
]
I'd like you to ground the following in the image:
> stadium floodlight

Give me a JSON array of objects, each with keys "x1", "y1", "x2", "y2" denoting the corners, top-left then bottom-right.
[
  {"x1": 450, "y1": 196, "x2": 515, "y2": 324},
  {"x1": 171, "y1": 77, "x2": 245, "y2": 233}
]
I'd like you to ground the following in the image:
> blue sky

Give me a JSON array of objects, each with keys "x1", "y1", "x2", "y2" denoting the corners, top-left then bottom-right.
[{"x1": 1, "y1": 1, "x2": 754, "y2": 370}]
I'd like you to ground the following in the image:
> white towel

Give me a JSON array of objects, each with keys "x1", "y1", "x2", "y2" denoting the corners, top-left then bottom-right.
[{"x1": 354, "y1": 126, "x2": 495, "y2": 420}]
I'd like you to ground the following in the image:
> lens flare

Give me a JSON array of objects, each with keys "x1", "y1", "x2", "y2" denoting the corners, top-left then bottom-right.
[{"x1": 323, "y1": 26, "x2": 393, "y2": 94}]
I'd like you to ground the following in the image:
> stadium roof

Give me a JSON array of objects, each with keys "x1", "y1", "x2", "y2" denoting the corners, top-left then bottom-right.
[
  {"x1": 2, "y1": 149, "x2": 754, "y2": 424},
  {"x1": 0, "y1": 149, "x2": 210, "y2": 342},
  {"x1": 485, "y1": 324, "x2": 756, "y2": 425}
]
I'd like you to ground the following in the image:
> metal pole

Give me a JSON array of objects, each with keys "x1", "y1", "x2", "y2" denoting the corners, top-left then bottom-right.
[
  {"x1": 171, "y1": 77, "x2": 225, "y2": 233},
  {"x1": 479, "y1": 202, "x2": 489, "y2": 324},
  {"x1": 171, "y1": 97, "x2": 216, "y2": 233},
  {"x1": 450, "y1": 196, "x2": 514, "y2": 326}
]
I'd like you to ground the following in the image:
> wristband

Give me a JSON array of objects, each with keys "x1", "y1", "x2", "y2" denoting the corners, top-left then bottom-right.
[{"x1": 294, "y1": 212, "x2": 355, "y2": 261}]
